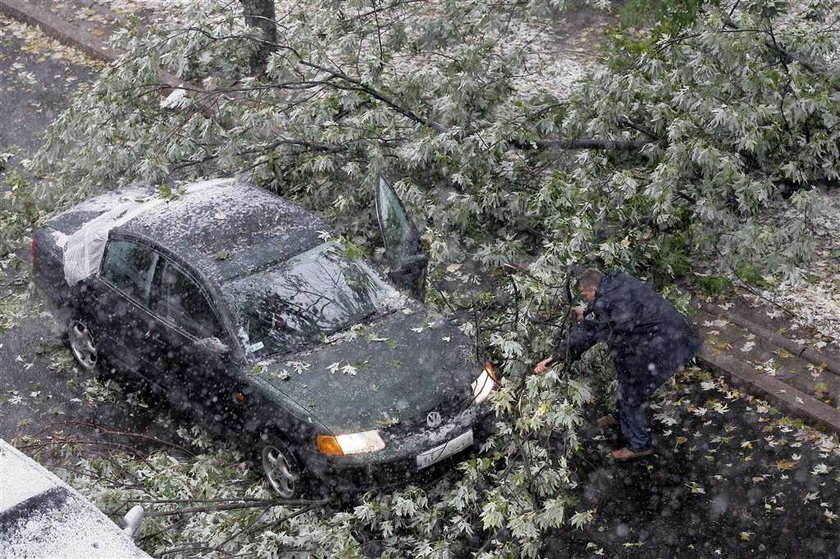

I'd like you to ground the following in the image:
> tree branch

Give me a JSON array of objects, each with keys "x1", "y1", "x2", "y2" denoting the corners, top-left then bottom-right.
[
  {"x1": 723, "y1": 17, "x2": 840, "y2": 93},
  {"x1": 298, "y1": 60, "x2": 447, "y2": 133},
  {"x1": 513, "y1": 138, "x2": 653, "y2": 151},
  {"x1": 145, "y1": 498, "x2": 329, "y2": 517},
  {"x1": 57, "y1": 420, "x2": 197, "y2": 456}
]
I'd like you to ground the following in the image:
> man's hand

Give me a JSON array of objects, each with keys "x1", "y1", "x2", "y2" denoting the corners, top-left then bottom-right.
[
  {"x1": 533, "y1": 356, "x2": 555, "y2": 375},
  {"x1": 571, "y1": 306, "x2": 586, "y2": 322}
]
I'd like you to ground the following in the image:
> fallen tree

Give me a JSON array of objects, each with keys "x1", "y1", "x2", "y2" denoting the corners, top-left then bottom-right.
[{"x1": 30, "y1": 0, "x2": 840, "y2": 556}]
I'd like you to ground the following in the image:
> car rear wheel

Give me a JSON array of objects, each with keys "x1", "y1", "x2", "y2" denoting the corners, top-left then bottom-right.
[
  {"x1": 260, "y1": 437, "x2": 301, "y2": 498},
  {"x1": 67, "y1": 319, "x2": 98, "y2": 372}
]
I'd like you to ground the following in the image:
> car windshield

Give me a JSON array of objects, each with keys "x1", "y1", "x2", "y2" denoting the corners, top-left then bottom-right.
[{"x1": 223, "y1": 242, "x2": 402, "y2": 357}]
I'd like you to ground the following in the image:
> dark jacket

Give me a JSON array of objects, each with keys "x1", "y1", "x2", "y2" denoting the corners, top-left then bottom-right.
[{"x1": 553, "y1": 270, "x2": 700, "y2": 402}]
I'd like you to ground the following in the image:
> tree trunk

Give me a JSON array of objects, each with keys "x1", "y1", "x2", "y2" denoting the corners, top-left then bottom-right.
[{"x1": 239, "y1": 0, "x2": 277, "y2": 76}]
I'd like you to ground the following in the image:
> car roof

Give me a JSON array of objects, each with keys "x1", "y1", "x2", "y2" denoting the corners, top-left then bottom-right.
[
  {"x1": 119, "y1": 179, "x2": 326, "y2": 282},
  {"x1": 50, "y1": 178, "x2": 327, "y2": 284}
]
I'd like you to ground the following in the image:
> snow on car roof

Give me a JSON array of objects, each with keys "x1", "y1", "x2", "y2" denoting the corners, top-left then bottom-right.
[
  {"x1": 122, "y1": 179, "x2": 325, "y2": 281},
  {"x1": 50, "y1": 183, "x2": 165, "y2": 285},
  {"x1": 0, "y1": 440, "x2": 150, "y2": 558},
  {"x1": 48, "y1": 183, "x2": 158, "y2": 237},
  {"x1": 49, "y1": 178, "x2": 326, "y2": 285}
]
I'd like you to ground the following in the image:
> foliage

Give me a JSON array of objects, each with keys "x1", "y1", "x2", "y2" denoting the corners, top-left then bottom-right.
[
  {"x1": 694, "y1": 273, "x2": 734, "y2": 296},
  {"x1": 609, "y1": 0, "x2": 715, "y2": 66},
  {"x1": 0, "y1": 171, "x2": 42, "y2": 259},
  {"x1": 33, "y1": 0, "x2": 838, "y2": 284},
  {"x1": 0, "y1": 172, "x2": 45, "y2": 332},
  {"x1": 27, "y1": 0, "x2": 840, "y2": 555},
  {"x1": 617, "y1": 0, "x2": 711, "y2": 30}
]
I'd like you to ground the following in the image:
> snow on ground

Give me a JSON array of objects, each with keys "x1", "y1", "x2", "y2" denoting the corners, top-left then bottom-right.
[
  {"x1": 746, "y1": 188, "x2": 840, "y2": 342},
  {"x1": 506, "y1": 7, "x2": 611, "y2": 102},
  {"x1": 97, "y1": 0, "x2": 192, "y2": 15}
]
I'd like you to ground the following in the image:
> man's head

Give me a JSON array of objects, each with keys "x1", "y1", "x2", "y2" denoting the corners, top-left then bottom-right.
[{"x1": 577, "y1": 268, "x2": 604, "y2": 303}]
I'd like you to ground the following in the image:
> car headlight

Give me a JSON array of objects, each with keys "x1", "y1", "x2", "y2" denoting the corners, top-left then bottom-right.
[
  {"x1": 471, "y1": 362, "x2": 498, "y2": 404},
  {"x1": 316, "y1": 430, "x2": 385, "y2": 456}
]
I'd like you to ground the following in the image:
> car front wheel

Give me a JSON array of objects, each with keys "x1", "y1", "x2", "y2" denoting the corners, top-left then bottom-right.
[
  {"x1": 260, "y1": 437, "x2": 301, "y2": 498},
  {"x1": 67, "y1": 319, "x2": 98, "y2": 372}
]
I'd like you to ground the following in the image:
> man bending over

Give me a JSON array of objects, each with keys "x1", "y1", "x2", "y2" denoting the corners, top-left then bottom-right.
[{"x1": 534, "y1": 269, "x2": 701, "y2": 460}]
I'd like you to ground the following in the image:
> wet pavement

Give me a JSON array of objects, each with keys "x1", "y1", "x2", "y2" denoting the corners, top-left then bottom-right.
[
  {"x1": 0, "y1": 12, "x2": 98, "y2": 174},
  {"x1": 550, "y1": 368, "x2": 840, "y2": 558},
  {"x1": 0, "y1": 5, "x2": 179, "y2": 460},
  {"x1": 0, "y1": 313, "x2": 183, "y2": 455}
]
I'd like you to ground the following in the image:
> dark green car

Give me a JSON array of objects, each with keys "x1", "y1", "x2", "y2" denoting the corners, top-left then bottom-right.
[{"x1": 31, "y1": 178, "x2": 497, "y2": 497}]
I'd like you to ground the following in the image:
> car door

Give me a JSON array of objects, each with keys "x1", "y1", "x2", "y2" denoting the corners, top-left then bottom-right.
[
  {"x1": 90, "y1": 238, "x2": 161, "y2": 376},
  {"x1": 148, "y1": 258, "x2": 244, "y2": 427},
  {"x1": 373, "y1": 177, "x2": 428, "y2": 299}
]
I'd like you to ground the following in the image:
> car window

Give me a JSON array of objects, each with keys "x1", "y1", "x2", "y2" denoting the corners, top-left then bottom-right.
[
  {"x1": 102, "y1": 240, "x2": 158, "y2": 303},
  {"x1": 153, "y1": 262, "x2": 221, "y2": 339}
]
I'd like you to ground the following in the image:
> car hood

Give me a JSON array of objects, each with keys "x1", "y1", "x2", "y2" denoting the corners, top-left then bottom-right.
[{"x1": 253, "y1": 309, "x2": 478, "y2": 433}]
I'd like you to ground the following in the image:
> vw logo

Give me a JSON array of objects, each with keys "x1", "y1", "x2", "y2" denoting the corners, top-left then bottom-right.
[{"x1": 426, "y1": 411, "x2": 442, "y2": 428}]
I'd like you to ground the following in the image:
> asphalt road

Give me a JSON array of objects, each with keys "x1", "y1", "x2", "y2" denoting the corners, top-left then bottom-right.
[
  {"x1": 550, "y1": 372, "x2": 840, "y2": 558},
  {"x1": 0, "y1": 13, "x2": 97, "y2": 178},
  {"x1": 0, "y1": 14, "x2": 179, "y2": 456},
  {"x1": 1, "y1": 13, "x2": 95, "y2": 441},
  {"x1": 0, "y1": 312, "x2": 178, "y2": 448}
]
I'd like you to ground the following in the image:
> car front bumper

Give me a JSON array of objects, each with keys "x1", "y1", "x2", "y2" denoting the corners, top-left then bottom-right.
[{"x1": 302, "y1": 403, "x2": 496, "y2": 494}]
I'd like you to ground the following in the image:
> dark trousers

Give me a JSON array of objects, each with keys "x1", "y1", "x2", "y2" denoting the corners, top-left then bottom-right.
[
  {"x1": 617, "y1": 396, "x2": 652, "y2": 451},
  {"x1": 616, "y1": 367, "x2": 671, "y2": 451}
]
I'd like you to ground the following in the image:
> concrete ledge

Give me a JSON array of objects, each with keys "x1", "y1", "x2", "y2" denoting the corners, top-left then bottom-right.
[
  {"x1": 0, "y1": 0, "x2": 116, "y2": 62},
  {"x1": 725, "y1": 309, "x2": 840, "y2": 377},
  {"x1": 0, "y1": 0, "x2": 205, "y2": 104},
  {"x1": 697, "y1": 347, "x2": 840, "y2": 434},
  {"x1": 699, "y1": 302, "x2": 840, "y2": 376}
]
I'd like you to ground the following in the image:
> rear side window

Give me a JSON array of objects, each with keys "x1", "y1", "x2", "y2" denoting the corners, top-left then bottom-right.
[
  {"x1": 102, "y1": 240, "x2": 158, "y2": 302},
  {"x1": 154, "y1": 262, "x2": 221, "y2": 339}
]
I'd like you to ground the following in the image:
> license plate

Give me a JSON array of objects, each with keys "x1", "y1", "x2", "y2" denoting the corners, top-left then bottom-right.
[{"x1": 416, "y1": 430, "x2": 474, "y2": 470}]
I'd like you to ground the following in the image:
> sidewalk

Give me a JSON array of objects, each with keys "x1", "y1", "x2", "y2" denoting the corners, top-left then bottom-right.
[
  {"x1": 3, "y1": 0, "x2": 840, "y2": 439},
  {"x1": 0, "y1": 0, "x2": 185, "y2": 88},
  {"x1": 692, "y1": 295, "x2": 840, "y2": 434},
  {"x1": 0, "y1": 0, "x2": 119, "y2": 62}
]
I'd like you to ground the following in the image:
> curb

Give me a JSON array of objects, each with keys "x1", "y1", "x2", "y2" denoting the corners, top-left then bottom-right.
[
  {"x1": 0, "y1": 0, "x2": 210, "y2": 110},
  {"x1": 0, "y1": 0, "x2": 116, "y2": 62},
  {"x1": 720, "y1": 307, "x2": 840, "y2": 377},
  {"x1": 697, "y1": 347, "x2": 840, "y2": 434}
]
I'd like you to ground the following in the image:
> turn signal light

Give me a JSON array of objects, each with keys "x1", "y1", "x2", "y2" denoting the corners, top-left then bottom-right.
[
  {"x1": 472, "y1": 362, "x2": 498, "y2": 404},
  {"x1": 317, "y1": 434, "x2": 344, "y2": 456}
]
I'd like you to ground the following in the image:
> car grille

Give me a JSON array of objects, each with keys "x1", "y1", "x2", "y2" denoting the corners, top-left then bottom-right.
[{"x1": 382, "y1": 390, "x2": 473, "y2": 440}]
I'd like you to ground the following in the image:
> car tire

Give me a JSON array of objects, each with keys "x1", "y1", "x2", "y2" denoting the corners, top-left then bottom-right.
[
  {"x1": 258, "y1": 434, "x2": 303, "y2": 499},
  {"x1": 66, "y1": 318, "x2": 100, "y2": 373}
]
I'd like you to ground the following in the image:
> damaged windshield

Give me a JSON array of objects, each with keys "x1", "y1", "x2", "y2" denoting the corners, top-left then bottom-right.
[{"x1": 223, "y1": 243, "x2": 401, "y2": 357}]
